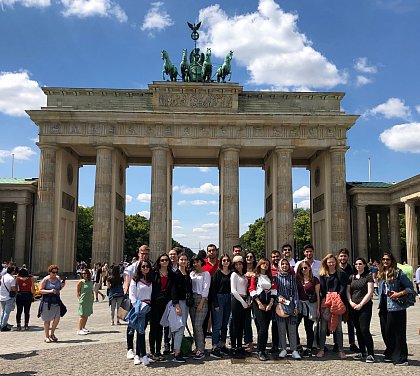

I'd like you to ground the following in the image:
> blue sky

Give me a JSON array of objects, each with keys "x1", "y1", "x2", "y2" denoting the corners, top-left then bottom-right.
[{"x1": 1, "y1": 0, "x2": 420, "y2": 251}]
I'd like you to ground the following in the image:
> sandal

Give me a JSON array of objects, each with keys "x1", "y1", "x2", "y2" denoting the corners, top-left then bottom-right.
[
  {"x1": 50, "y1": 335, "x2": 58, "y2": 342},
  {"x1": 44, "y1": 338, "x2": 52, "y2": 343}
]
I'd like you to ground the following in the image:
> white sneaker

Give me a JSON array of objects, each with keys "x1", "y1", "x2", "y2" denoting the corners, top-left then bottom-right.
[
  {"x1": 292, "y1": 350, "x2": 301, "y2": 359},
  {"x1": 76, "y1": 330, "x2": 87, "y2": 335},
  {"x1": 142, "y1": 355, "x2": 150, "y2": 366},
  {"x1": 134, "y1": 355, "x2": 141, "y2": 365},
  {"x1": 81, "y1": 328, "x2": 90, "y2": 333},
  {"x1": 279, "y1": 349, "x2": 287, "y2": 358},
  {"x1": 127, "y1": 349, "x2": 135, "y2": 360}
]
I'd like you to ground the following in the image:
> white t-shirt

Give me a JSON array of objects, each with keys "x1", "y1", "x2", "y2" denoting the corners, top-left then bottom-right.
[
  {"x1": 0, "y1": 273, "x2": 16, "y2": 301},
  {"x1": 124, "y1": 261, "x2": 139, "y2": 279},
  {"x1": 190, "y1": 270, "x2": 211, "y2": 298},
  {"x1": 129, "y1": 279, "x2": 152, "y2": 304},
  {"x1": 231, "y1": 272, "x2": 248, "y2": 308}
]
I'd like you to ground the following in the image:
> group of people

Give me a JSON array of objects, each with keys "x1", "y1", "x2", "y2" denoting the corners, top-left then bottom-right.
[{"x1": 0, "y1": 242, "x2": 416, "y2": 368}]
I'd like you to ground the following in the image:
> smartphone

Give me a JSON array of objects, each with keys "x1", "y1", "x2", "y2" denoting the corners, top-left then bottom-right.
[{"x1": 61, "y1": 277, "x2": 66, "y2": 284}]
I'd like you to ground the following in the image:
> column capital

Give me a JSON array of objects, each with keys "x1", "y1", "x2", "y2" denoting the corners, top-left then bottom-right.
[
  {"x1": 37, "y1": 143, "x2": 58, "y2": 150},
  {"x1": 329, "y1": 146, "x2": 349, "y2": 153},
  {"x1": 274, "y1": 146, "x2": 295, "y2": 154},
  {"x1": 150, "y1": 144, "x2": 170, "y2": 152},
  {"x1": 220, "y1": 145, "x2": 241, "y2": 153},
  {"x1": 95, "y1": 145, "x2": 114, "y2": 151}
]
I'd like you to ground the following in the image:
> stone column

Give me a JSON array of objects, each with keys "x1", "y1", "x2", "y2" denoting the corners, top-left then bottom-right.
[
  {"x1": 14, "y1": 203, "x2": 27, "y2": 266},
  {"x1": 405, "y1": 200, "x2": 418, "y2": 270},
  {"x1": 389, "y1": 205, "x2": 401, "y2": 255},
  {"x1": 379, "y1": 207, "x2": 390, "y2": 252},
  {"x1": 329, "y1": 146, "x2": 349, "y2": 252},
  {"x1": 3, "y1": 207, "x2": 14, "y2": 261},
  {"x1": 369, "y1": 211, "x2": 379, "y2": 261},
  {"x1": 33, "y1": 145, "x2": 57, "y2": 273},
  {"x1": 275, "y1": 147, "x2": 294, "y2": 248},
  {"x1": 92, "y1": 146, "x2": 113, "y2": 263},
  {"x1": 219, "y1": 146, "x2": 240, "y2": 254},
  {"x1": 356, "y1": 205, "x2": 368, "y2": 260},
  {"x1": 149, "y1": 145, "x2": 171, "y2": 260}
]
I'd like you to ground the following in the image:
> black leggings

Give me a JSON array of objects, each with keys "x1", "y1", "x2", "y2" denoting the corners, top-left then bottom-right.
[
  {"x1": 231, "y1": 298, "x2": 246, "y2": 349},
  {"x1": 149, "y1": 299, "x2": 166, "y2": 354},
  {"x1": 350, "y1": 301, "x2": 374, "y2": 356},
  {"x1": 16, "y1": 292, "x2": 32, "y2": 325},
  {"x1": 379, "y1": 305, "x2": 407, "y2": 363},
  {"x1": 252, "y1": 302, "x2": 272, "y2": 352},
  {"x1": 297, "y1": 313, "x2": 315, "y2": 349}
]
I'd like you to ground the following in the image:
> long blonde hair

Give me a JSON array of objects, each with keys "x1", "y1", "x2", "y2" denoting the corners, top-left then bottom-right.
[{"x1": 319, "y1": 253, "x2": 337, "y2": 277}]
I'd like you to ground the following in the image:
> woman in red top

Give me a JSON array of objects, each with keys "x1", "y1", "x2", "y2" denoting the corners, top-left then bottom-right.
[{"x1": 15, "y1": 268, "x2": 34, "y2": 330}]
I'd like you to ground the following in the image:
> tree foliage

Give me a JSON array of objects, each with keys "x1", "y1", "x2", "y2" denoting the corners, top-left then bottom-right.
[
  {"x1": 240, "y1": 209, "x2": 312, "y2": 260},
  {"x1": 76, "y1": 206, "x2": 93, "y2": 262},
  {"x1": 124, "y1": 214, "x2": 150, "y2": 259}
]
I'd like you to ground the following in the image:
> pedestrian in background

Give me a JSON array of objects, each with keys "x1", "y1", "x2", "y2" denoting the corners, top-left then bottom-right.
[{"x1": 76, "y1": 268, "x2": 94, "y2": 335}]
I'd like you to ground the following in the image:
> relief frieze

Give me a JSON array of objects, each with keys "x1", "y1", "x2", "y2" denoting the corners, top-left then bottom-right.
[{"x1": 158, "y1": 93, "x2": 233, "y2": 109}]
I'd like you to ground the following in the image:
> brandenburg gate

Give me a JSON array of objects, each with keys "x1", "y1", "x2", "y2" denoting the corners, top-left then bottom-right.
[{"x1": 27, "y1": 82, "x2": 358, "y2": 273}]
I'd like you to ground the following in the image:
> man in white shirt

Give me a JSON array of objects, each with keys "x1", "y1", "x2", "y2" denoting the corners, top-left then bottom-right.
[
  {"x1": 294, "y1": 244, "x2": 321, "y2": 278},
  {"x1": 0, "y1": 264, "x2": 17, "y2": 331}
]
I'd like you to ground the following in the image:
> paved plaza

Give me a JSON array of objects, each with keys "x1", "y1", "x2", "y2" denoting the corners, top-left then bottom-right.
[{"x1": 0, "y1": 279, "x2": 419, "y2": 375}]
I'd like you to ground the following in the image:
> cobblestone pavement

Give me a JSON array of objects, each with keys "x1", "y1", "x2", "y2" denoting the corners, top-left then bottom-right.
[{"x1": 1, "y1": 280, "x2": 419, "y2": 376}]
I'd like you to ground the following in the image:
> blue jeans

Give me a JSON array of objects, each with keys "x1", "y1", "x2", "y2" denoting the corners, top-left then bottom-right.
[
  {"x1": 0, "y1": 298, "x2": 15, "y2": 328},
  {"x1": 211, "y1": 293, "x2": 231, "y2": 347}
]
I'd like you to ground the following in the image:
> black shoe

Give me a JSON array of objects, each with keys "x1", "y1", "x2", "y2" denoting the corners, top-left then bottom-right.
[
  {"x1": 172, "y1": 354, "x2": 186, "y2": 363},
  {"x1": 258, "y1": 352, "x2": 268, "y2": 361},
  {"x1": 210, "y1": 348, "x2": 222, "y2": 359},
  {"x1": 16, "y1": 325, "x2": 22, "y2": 331},
  {"x1": 0, "y1": 326, "x2": 11, "y2": 332},
  {"x1": 237, "y1": 348, "x2": 246, "y2": 358},
  {"x1": 302, "y1": 349, "x2": 312, "y2": 358},
  {"x1": 269, "y1": 347, "x2": 279, "y2": 354},
  {"x1": 349, "y1": 344, "x2": 360, "y2": 353},
  {"x1": 220, "y1": 346, "x2": 230, "y2": 356},
  {"x1": 156, "y1": 352, "x2": 165, "y2": 361},
  {"x1": 333, "y1": 343, "x2": 339, "y2": 352},
  {"x1": 383, "y1": 357, "x2": 393, "y2": 363}
]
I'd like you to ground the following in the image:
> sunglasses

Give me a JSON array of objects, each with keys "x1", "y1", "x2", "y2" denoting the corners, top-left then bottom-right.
[
  {"x1": 141, "y1": 265, "x2": 150, "y2": 269},
  {"x1": 302, "y1": 267, "x2": 308, "y2": 270},
  {"x1": 382, "y1": 258, "x2": 391, "y2": 262},
  {"x1": 160, "y1": 259, "x2": 169, "y2": 262},
  {"x1": 283, "y1": 249, "x2": 292, "y2": 252},
  {"x1": 51, "y1": 271, "x2": 58, "y2": 274},
  {"x1": 222, "y1": 259, "x2": 230, "y2": 262}
]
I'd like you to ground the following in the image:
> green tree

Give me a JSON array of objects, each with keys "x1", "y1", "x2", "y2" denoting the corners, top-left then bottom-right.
[
  {"x1": 76, "y1": 206, "x2": 93, "y2": 261},
  {"x1": 124, "y1": 214, "x2": 150, "y2": 259},
  {"x1": 240, "y1": 217, "x2": 265, "y2": 260},
  {"x1": 293, "y1": 208, "x2": 311, "y2": 260}
]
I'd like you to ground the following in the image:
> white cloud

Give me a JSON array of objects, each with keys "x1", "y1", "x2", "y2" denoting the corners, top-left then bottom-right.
[
  {"x1": 125, "y1": 194, "x2": 132, "y2": 204},
  {"x1": 198, "y1": 0, "x2": 346, "y2": 89},
  {"x1": 0, "y1": 0, "x2": 50, "y2": 7},
  {"x1": 380, "y1": 122, "x2": 420, "y2": 153},
  {"x1": 172, "y1": 219, "x2": 180, "y2": 225},
  {"x1": 368, "y1": 98, "x2": 411, "y2": 120},
  {"x1": 415, "y1": 105, "x2": 420, "y2": 114},
  {"x1": 356, "y1": 75, "x2": 372, "y2": 87},
  {"x1": 208, "y1": 211, "x2": 218, "y2": 216},
  {"x1": 61, "y1": 0, "x2": 127, "y2": 22},
  {"x1": 177, "y1": 199, "x2": 218, "y2": 206},
  {"x1": 296, "y1": 199, "x2": 310, "y2": 209},
  {"x1": 174, "y1": 233, "x2": 187, "y2": 238},
  {"x1": 136, "y1": 193, "x2": 151, "y2": 202},
  {"x1": 0, "y1": 71, "x2": 45, "y2": 117},
  {"x1": 0, "y1": 146, "x2": 37, "y2": 163},
  {"x1": 199, "y1": 167, "x2": 209, "y2": 172},
  {"x1": 172, "y1": 225, "x2": 183, "y2": 230},
  {"x1": 179, "y1": 183, "x2": 219, "y2": 195},
  {"x1": 141, "y1": 1, "x2": 173, "y2": 32},
  {"x1": 354, "y1": 57, "x2": 377, "y2": 74},
  {"x1": 137, "y1": 210, "x2": 150, "y2": 219},
  {"x1": 293, "y1": 185, "x2": 310, "y2": 199},
  {"x1": 202, "y1": 223, "x2": 218, "y2": 229},
  {"x1": 193, "y1": 228, "x2": 208, "y2": 233}
]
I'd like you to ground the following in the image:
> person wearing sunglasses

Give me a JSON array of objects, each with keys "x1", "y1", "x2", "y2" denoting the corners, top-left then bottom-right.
[
  {"x1": 378, "y1": 252, "x2": 414, "y2": 366},
  {"x1": 38, "y1": 265, "x2": 65, "y2": 343},
  {"x1": 295, "y1": 261, "x2": 320, "y2": 357},
  {"x1": 128, "y1": 260, "x2": 153, "y2": 366},
  {"x1": 210, "y1": 254, "x2": 232, "y2": 358},
  {"x1": 149, "y1": 253, "x2": 174, "y2": 361},
  {"x1": 76, "y1": 268, "x2": 94, "y2": 335}
]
